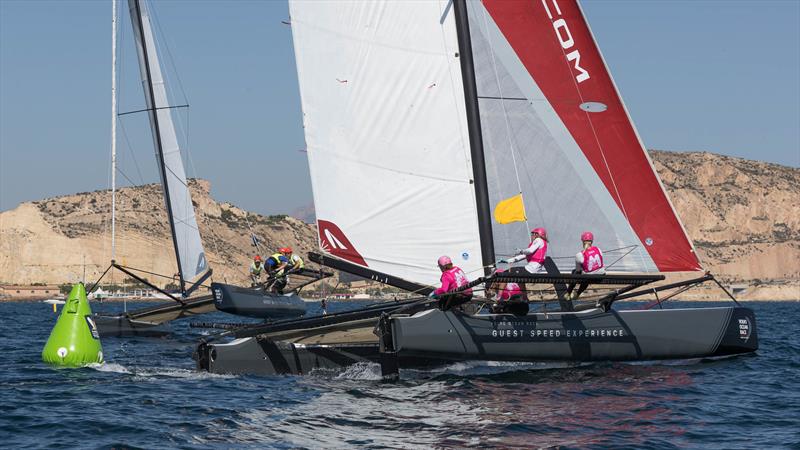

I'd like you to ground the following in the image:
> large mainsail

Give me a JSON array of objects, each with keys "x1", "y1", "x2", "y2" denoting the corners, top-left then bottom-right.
[
  {"x1": 290, "y1": 0, "x2": 700, "y2": 286},
  {"x1": 128, "y1": 0, "x2": 208, "y2": 291},
  {"x1": 290, "y1": 0, "x2": 484, "y2": 285}
]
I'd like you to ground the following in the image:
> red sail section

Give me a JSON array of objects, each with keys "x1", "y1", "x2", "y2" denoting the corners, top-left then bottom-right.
[
  {"x1": 318, "y1": 220, "x2": 368, "y2": 267},
  {"x1": 482, "y1": 0, "x2": 701, "y2": 271}
]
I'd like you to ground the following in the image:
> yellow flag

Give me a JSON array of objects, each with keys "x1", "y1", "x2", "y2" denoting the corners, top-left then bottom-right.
[{"x1": 493, "y1": 194, "x2": 527, "y2": 224}]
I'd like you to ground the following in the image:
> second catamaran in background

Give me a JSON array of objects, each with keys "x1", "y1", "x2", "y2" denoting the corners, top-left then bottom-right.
[{"x1": 94, "y1": 0, "x2": 319, "y2": 336}]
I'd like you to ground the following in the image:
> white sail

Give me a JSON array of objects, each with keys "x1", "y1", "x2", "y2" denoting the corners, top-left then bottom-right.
[
  {"x1": 289, "y1": 0, "x2": 484, "y2": 286},
  {"x1": 291, "y1": 0, "x2": 701, "y2": 283},
  {"x1": 128, "y1": 0, "x2": 208, "y2": 285}
]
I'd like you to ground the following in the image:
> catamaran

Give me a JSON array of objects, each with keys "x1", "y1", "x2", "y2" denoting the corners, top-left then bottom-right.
[
  {"x1": 196, "y1": 0, "x2": 757, "y2": 377},
  {"x1": 93, "y1": 0, "x2": 325, "y2": 336}
]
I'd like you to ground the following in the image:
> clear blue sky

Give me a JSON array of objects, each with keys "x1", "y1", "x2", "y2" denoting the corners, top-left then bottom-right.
[{"x1": 1, "y1": 0, "x2": 798, "y2": 215}]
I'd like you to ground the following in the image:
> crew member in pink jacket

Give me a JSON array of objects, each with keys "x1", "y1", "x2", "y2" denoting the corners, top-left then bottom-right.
[
  {"x1": 501, "y1": 227, "x2": 548, "y2": 273},
  {"x1": 489, "y1": 269, "x2": 528, "y2": 314},
  {"x1": 431, "y1": 255, "x2": 472, "y2": 310},
  {"x1": 566, "y1": 231, "x2": 605, "y2": 300}
]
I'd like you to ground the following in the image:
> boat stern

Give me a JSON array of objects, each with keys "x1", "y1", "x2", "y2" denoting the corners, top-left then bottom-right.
[{"x1": 711, "y1": 306, "x2": 758, "y2": 356}]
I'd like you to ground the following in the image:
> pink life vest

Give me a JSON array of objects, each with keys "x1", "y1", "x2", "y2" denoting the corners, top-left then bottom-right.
[
  {"x1": 582, "y1": 246, "x2": 604, "y2": 272},
  {"x1": 526, "y1": 238, "x2": 548, "y2": 264},
  {"x1": 435, "y1": 266, "x2": 472, "y2": 296},
  {"x1": 499, "y1": 282, "x2": 522, "y2": 301}
]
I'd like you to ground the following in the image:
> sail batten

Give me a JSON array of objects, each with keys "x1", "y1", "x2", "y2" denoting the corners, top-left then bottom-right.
[{"x1": 128, "y1": 0, "x2": 208, "y2": 289}]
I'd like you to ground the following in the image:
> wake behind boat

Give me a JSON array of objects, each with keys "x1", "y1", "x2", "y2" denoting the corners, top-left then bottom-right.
[{"x1": 196, "y1": 0, "x2": 758, "y2": 378}]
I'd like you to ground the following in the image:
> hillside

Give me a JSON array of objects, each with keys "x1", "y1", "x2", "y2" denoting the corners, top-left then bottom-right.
[
  {"x1": 1, "y1": 151, "x2": 797, "y2": 299},
  {"x1": 0, "y1": 180, "x2": 319, "y2": 288},
  {"x1": 650, "y1": 151, "x2": 798, "y2": 298}
]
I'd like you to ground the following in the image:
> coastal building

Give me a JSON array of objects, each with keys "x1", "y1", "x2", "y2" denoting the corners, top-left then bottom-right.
[
  {"x1": 0, "y1": 284, "x2": 62, "y2": 300},
  {"x1": 348, "y1": 280, "x2": 372, "y2": 292}
]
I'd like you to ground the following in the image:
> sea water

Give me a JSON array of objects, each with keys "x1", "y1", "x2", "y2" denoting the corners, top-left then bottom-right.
[{"x1": 2, "y1": 300, "x2": 799, "y2": 449}]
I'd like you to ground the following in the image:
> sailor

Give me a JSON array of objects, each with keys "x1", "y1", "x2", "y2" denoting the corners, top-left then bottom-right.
[
  {"x1": 489, "y1": 269, "x2": 526, "y2": 314},
  {"x1": 280, "y1": 247, "x2": 304, "y2": 274},
  {"x1": 249, "y1": 255, "x2": 267, "y2": 286},
  {"x1": 500, "y1": 227, "x2": 548, "y2": 274},
  {"x1": 566, "y1": 231, "x2": 605, "y2": 300},
  {"x1": 265, "y1": 251, "x2": 290, "y2": 294},
  {"x1": 430, "y1": 255, "x2": 472, "y2": 311}
]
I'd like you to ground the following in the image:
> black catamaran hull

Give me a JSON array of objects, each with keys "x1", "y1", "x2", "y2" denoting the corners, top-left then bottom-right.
[
  {"x1": 390, "y1": 306, "x2": 757, "y2": 363},
  {"x1": 211, "y1": 282, "x2": 306, "y2": 319},
  {"x1": 198, "y1": 305, "x2": 757, "y2": 376},
  {"x1": 200, "y1": 338, "x2": 379, "y2": 376},
  {"x1": 94, "y1": 294, "x2": 216, "y2": 337},
  {"x1": 93, "y1": 315, "x2": 172, "y2": 337}
]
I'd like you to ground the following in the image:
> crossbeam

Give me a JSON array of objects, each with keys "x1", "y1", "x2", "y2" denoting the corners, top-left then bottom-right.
[
  {"x1": 308, "y1": 252, "x2": 433, "y2": 295},
  {"x1": 112, "y1": 261, "x2": 183, "y2": 304},
  {"x1": 491, "y1": 272, "x2": 663, "y2": 287}
]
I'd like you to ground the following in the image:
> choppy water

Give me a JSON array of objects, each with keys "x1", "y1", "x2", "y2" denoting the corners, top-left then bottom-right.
[{"x1": 2, "y1": 300, "x2": 799, "y2": 449}]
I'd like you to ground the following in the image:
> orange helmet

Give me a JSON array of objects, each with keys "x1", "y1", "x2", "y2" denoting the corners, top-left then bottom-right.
[
  {"x1": 254, "y1": 255, "x2": 262, "y2": 262},
  {"x1": 279, "y1": 247, "x2": 293, "y2": 254}
]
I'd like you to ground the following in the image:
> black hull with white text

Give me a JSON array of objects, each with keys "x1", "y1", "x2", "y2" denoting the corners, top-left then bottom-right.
[
  {"x1": 196, "y1": 304, "x2": 757, "y2": 376},
  {"x1": 388, "y1": 306, "x2": 757, "y2": 364}
]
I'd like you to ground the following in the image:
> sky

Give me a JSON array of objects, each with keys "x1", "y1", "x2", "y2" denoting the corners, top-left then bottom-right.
[{"x1": 1, "y1": 0, "x2": 798, "y2": 216}]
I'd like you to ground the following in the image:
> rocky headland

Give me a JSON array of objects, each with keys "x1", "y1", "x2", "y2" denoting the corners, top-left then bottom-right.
[{"x1": 1, "y1": 151, "x2": 797, "y2": 300}]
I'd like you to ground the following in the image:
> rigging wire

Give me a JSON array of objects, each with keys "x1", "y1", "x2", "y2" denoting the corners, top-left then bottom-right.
[
  {"x1": 110, "y1": 186, "x2": 225, "y2": 283},
  {"x1": 147, "y1": 0, "x2": 190, "y2": 108},
  {"x1": 116, "y1": 119, "x2": 147, "y2": 185},
  {"x1": 478, "y1": 6, "x2": 530, "y2": 235}
]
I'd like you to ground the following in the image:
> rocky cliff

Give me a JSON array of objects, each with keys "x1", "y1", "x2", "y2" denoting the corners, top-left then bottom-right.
[
  {"x1": 650, "y1": 151, "x2": 798, "y2": 298},
  {"x1": 0, "y1": 180, "x2": 318, "y2": 288},
  {"x1": 1, "y1": 151, "x2": 797, "y2": 299}
]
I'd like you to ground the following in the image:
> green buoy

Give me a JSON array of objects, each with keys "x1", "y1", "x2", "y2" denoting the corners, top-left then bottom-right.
[{"x1": 42, "y1": 283, "x2": 103, "y2": 367}]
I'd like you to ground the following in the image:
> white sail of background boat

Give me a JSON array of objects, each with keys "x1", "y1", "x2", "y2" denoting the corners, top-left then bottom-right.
[
  {"x1": 95, "y1": 0, "x2": 325, "y2": 336},
  {"x1": 92, "y1": 0, "x2": 215, "y2": 336},
  {"x1": 128, "y1": 0, "x2": 209, "y2": 292},
  {"x1": 197, "y1": 0, "x2": 757, "y2": 378}
]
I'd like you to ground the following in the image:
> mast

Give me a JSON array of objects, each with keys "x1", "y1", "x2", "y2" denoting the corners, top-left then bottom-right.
[
  {"x1": 452, "y1": 0, "x2": 495, "y2": 275},
  {"x1": 111, "y1": 0, "x2": 118, "y2": 262},
  {"x1": 130, "y1": 0, "x2": 186, "y2": 294},
  {"x1": 111, "y1": 0, "x2": 121, "y2": 310}
]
